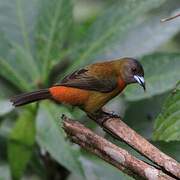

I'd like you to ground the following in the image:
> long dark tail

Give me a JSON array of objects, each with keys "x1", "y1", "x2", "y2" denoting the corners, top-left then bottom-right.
[{"x1": 11, "y1": 89, "x2": 51, "y2": 107}]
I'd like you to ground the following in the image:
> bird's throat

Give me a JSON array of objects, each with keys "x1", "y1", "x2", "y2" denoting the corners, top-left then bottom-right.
[{"x1": 118, "y1": 78, "x2": 126, "y2": 92}]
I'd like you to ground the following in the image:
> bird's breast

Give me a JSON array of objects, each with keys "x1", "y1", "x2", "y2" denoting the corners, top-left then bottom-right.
[{"x1": 84, "y1": 87, "x2": 121, "y2": 113}]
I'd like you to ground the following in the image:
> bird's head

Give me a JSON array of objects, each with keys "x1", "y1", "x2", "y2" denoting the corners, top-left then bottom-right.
[{"x1": 118, "y1": 58, "x2": 146, "y2": 91}]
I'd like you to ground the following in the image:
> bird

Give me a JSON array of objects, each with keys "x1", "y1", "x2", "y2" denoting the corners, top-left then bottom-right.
[{"x1": 11, "y1": 58, "x2": 145, "y2": 123}]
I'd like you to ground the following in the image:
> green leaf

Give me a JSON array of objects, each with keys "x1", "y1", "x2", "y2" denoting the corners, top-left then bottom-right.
[
  {"x1": 0, "y1": 57, "x2": 31, "y2": 91},
  {"x1": 0, "y1": 0, "x2": 40, "y2": 91},
  {"x1": 80, "y1": 156, "x2": 133, "y2": 180},
  {"x1": 11, "y1": 43, "x2": 40, "y2": 80},
  {"x1": 153, "y1": 141, "x2": 180, "y2": 162},
  {"x1": 0, "y1": 36, "x2": 36, "y2": 91},
  {"x1": 124, "y1": 93, "x2": 167, "y2": 138},
  {"x1": 36, "y1": 0, "x2": 73, "y2": 79},
  {"x1": 0, "y1": 163, "x2": 11, "y2": 180},
  {"x1": 125, "y1": 53, "x2": 180, "y2": 101},
  {"x1": 0, "y1": 117, "x2": 12, "y2": 139},
  {"x1": 0, "y1": 42, "x2": 40, "y2": 91},
  {"x1": 0, "y1": 100, "x2": 13, "y2": 116},
  {"x1": 153, "y1": 82, "x2": 180, "y2": 141},
  {"x1": 0, "y1": 78, "x2": 17, "y2": 98},
  {"x1": 67, "y1": 0, "x2": 166, "y2": 73},
  {"x1": 36, "y1": 103, "x2": 84, "y2": 176},
  {"x1": 105, "y1": 1, "x2": 180, "y2": 58},
  {"x1": 0, "y1": 0, "x2": 37, "y2": 50},
  {"x1": 8, "y1": 107, "x2": 36, "y2": 180}
]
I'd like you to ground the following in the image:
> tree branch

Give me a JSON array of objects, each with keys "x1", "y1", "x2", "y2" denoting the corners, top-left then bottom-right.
[
  {"x1": 89, "y1": 115, "x2": 180, "y2": 179},
  {"x1": 62, "y1": 117, "x2": 176, "y2": 180},
  {"x1": 161, "y1": 13, "x2": 180, "y2": 22}
]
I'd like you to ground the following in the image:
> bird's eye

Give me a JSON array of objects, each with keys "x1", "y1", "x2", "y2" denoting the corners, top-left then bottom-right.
[{"x1": 132, "y1": 67, "x2": 136, "y2": 72}]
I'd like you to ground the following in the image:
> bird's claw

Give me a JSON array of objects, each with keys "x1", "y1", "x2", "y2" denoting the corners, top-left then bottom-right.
[
  {"x1": 103, "y1": 111, "x2": 121, "y2": 119},
  {"x1": 88, "y1": 110, "x2": 121, "y2": 126},
  {"x1": 61, "y1": 113, "x2": 66, "y2": 120},
  {"x1": 98, "y1": 111, "x2": 121, "y2": 126}
]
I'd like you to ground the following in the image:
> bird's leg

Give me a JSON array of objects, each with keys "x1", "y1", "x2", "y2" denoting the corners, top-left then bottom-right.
[
  {"x1": 87, "y1": 109, "x2": 123, "y2": 142},
  {"x1": 87, "y1": 108, "x2": 121, "y2": 126},
  {"x1": 102, "y1": 110, "x2": 121, "y2": 119},
  {"x1": 101, "y1": 107, "x2": 121, "y2": 119}
]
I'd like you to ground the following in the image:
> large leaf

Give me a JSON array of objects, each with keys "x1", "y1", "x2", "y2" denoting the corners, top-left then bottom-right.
[
  {"x1": 0, "y1": 0, "x2": 37, "y2": 49},
  {"x1": 153, "y1": 141, "x2": 180, "y2": 162},
  {"x1": 0, "y1": 77, "x2": 19, "y2": 98},
  {"x1": 0, "y1": 57, "x2": 31, "y2": 91},
  {"x1": 0, "y1": 163, "x2": 11, "y2": 180},
  {"x1": 104, "y1": 2, "x2": 180, "y2": 58},
  {"x1": 0, "y1": 35, "x2": 31, "y2": 91},
  {"x1": 0, "y1": 43, "x2": 40, "y2": 91},
  {"x1": 0, "y1": 100, "x2": 13, "y2": 116},
  {"x1": 36, "y1": 0, "x2": 73, "y2": 79},
  {"x1": 79, "y1": 156, "x2": 133, "y2": 180},
  {"x1": 67, "y1": 0, "x2": 166, "y2": 73},
  {"x1": 11, "y1": 43, "x2": 40, "y2": 81},
  {"x1": 0, "y1": 0, "x2": 40, "y2": 91},
  {"x1": 124, "y1": 93, "x2": 168, "y2": 139},
  {"x1": 8, "y1": 107, "x2": 36, "y2": 180},
  {"x1": 36, "y1": 103, "x2": 84, "y2": 176},
  {"x1": 125, "y1": 53, "x2": 180, "y2": 101},
  {"x1": 153, "y1": 82, "x2": 180, "y2": 141}
]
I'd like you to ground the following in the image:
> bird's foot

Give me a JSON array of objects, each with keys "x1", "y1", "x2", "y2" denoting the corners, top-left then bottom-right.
[
  {"x1": 61, "y1": 113, "x2": 66, "y2": 120},
  {"x1": 102, "y1": 110, "x2": 121, "y2": 119},
  {"x1": 88, "y1": 110, "x2": 121, "y2": 126},
  {"x1": 100, "y1": 111, "x2": 121, "y2": 127},
  {"x1": 87, "y1": 110, "x2": 123, "y2": 140}
]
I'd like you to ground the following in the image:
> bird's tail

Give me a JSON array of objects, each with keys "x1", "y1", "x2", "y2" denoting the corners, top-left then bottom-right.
[{"x1": 11, "y1": 89, "x2": 51, "y2": 107}]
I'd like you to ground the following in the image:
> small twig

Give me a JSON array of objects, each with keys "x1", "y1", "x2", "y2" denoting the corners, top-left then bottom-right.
[
  {"x1": 90, "y1": 116, "x2": 180, "y2": 179},
  {"x1": 63, "y1": 117, "x2": 175, "y2": 180},
  {"x1": 161, "y1": 13, "x2": 180, "y2": 22}
]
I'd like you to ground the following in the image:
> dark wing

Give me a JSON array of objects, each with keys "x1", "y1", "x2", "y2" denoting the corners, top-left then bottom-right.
[{"x1": 56, "y1": 67, "x2": 117, "y2": 93}]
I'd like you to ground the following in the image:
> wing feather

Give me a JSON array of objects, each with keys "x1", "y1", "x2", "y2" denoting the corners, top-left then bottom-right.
[{"x1": 55, "y1": 67, "x2": 117, "y2": 93}]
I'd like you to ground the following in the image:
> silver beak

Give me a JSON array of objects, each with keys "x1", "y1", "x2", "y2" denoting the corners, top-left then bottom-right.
[{"x1": 134, "y1": 75, "x2": 146, "y2": 91}]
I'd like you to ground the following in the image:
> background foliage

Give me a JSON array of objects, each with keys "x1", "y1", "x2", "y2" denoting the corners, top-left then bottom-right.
[{"x1": 0, "y1": 0, "x2": 179, "y2": 179}]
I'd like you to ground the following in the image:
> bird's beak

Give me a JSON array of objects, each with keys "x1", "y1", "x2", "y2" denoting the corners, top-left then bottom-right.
[{"x1": 134, "y1": 75, "x2": 146, "y2": 91}]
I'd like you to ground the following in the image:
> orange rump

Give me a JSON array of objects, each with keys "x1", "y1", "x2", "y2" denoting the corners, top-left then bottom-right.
[{"x1": 49, "y1": 86, "x2": 90, "y2": 105}]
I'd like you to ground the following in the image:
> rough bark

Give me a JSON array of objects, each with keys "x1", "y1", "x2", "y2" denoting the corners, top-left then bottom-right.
[
  {"x1": 63, "y1": 117, "x2": 176, "y2": 180},
  {"x1": 92, "y1": 117, "x2": 180, "y2": 179}
]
